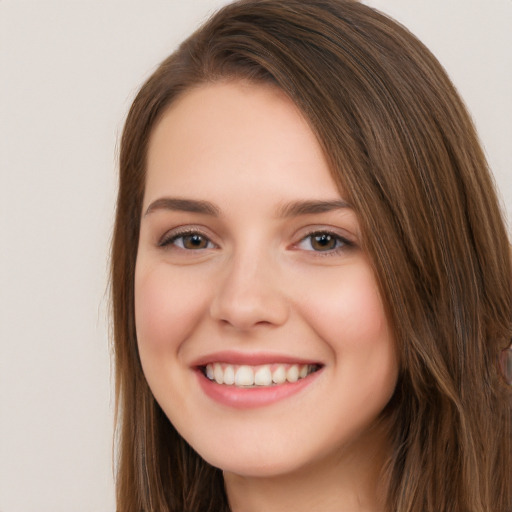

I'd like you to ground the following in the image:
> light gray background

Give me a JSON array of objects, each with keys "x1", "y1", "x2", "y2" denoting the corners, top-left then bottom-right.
[{"x1": 0, "y1": 1, "x2": 510, "y2": 511}]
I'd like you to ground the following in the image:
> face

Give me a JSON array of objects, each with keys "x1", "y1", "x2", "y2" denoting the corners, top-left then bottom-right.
[{"x1": 135, "y1": 80, "x2": 398, "y2": 478}]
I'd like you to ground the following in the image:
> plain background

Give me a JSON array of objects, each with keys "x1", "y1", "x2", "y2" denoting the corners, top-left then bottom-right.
[{"x1": 0, "y1": 1, "x2": 510, "y2": 511}]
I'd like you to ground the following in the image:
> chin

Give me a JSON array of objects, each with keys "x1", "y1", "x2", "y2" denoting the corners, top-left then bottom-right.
[
  {"x1": 209, "y1": 452, "x2": 306, "y2": 479},
  {"x1": 184, "y1": 430, "x2": 308, "y2": 478}
]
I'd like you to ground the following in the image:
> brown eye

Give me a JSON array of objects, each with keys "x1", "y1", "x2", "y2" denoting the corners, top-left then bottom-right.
[
  {"x1": 182, "y1": 234, "x2": 209, "y2": 249},
  {"x1": 296, "y1": 231, "x2": 352, "y2": 254},
  {"x1": 160, "y1": 231, "x2": 214, "y2": 250},
  {"x1": 310, "y1": 233, "x2": 338, "y2": 251}
]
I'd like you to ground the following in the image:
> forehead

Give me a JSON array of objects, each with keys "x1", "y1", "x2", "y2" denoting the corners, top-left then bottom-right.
[{"x1": 144, "y1": 80, "x2": 343, "y2": 207}]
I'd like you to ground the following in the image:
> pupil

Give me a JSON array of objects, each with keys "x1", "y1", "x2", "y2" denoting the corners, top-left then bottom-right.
[
  {"x1": 313, "y1": 234, "x2": 335, "y2": 250},
  {"x1": 185, "y1": 235, "x2": 205, "y2": 249}
]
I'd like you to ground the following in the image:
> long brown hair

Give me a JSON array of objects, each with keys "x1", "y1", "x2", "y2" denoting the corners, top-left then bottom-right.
[{"x1": 111, "y1": 1, "x2": 512, "y2": 510}]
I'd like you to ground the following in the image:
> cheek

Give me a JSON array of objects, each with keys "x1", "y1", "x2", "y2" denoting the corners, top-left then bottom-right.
[
  {"x1": 338, "y1": 281, "x2": 389, "y2": 345},
  {"x1": 301, "y1": 264, "x2": 389, "y2": 347},
  {"x1": 134, "y1": 265, "x2": 206, "y2": 356},
  {"x1": 298, "y1": 262, "x2": 397, "y2": 400}
]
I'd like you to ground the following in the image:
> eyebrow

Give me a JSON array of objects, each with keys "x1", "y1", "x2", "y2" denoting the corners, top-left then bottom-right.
[
  {"x1": 143, "y1": 197, "x2": 352, "y2": 218},
  {"x1": 277, "y1": 199, "x2": 352, "y2": 217},
  {"x1": 144, "y1": 197, "x2": 220, "y2": 217}
]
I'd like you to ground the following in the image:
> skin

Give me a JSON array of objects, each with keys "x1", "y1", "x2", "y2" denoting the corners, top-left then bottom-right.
[{"x1": 135, "y1": 80, "x2": 398, "y2": 512}]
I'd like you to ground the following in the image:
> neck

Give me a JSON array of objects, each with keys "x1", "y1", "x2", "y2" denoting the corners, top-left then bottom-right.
[{"x1": 224, "y1": 422, "x2": 390, "y2": 512}]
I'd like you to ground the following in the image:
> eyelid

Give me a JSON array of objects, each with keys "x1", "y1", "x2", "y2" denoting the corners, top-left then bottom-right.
[
  {"x1": 292, "y1": 227, "x2": 356, "y2": 254},
  {"x1": 156, "y1": 224, "x2": 355, "y2": 254},
  {"x1": 158, "y1": 225, "x2": 217, "y2": 249}
]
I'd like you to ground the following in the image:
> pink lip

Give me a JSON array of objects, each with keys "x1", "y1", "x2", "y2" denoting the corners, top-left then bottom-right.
[
  {"x1": 195, "y1": 366, "x2": 323, "y2": 409},
  {"x1": 191, "y1": 350, "x2": 320, "y2": 367}
]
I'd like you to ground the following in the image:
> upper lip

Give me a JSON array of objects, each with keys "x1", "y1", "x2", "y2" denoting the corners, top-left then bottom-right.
[{"x1": 190, "y1": 350, "x2": 323, "y2": 368}]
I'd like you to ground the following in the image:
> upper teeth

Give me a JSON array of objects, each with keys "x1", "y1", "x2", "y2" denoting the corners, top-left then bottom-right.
[{"x1": 204, "y1": 363, "x2": 317, "y2": 387}]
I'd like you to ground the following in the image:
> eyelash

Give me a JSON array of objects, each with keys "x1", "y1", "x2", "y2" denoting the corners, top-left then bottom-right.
[
  {"x1": 159, "y1": 228, "x2": 354, "y2": 255},
  {"x1": 159, "y1": 228, "x2": 215, "y2": 250},
  {"x1": 295, "y1": 230, "x2": 354, "y2": 256}
]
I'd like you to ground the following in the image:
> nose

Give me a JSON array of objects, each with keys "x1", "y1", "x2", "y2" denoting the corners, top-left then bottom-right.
[{"x1": 209, "y1": 248, "x2": 289, "y2": 331}]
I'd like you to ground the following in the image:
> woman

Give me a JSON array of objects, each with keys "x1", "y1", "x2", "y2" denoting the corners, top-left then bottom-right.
[{"x1": 111, "y1": 1, "x2": 512, "y2": 510}]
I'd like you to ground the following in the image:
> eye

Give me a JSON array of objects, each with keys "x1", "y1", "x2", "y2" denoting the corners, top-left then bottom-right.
[
  {"x1": 160, "y1": 230, "x2": 215, "y2": 250},
  {"x1": 296, "y1": 231, "x2": 352, "y2": 253}
]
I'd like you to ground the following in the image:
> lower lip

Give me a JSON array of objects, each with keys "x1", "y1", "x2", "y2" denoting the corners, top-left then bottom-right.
[{"x1": 196, "y1": 369, "x2": 322, "y2": 408}]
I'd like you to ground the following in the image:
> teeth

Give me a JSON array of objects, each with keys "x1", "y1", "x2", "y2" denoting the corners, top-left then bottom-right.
[
  {"x1": 223, "y1": 365, "x2": 235, "y2": 385},
  {"x1": 286, "y1": 365, "x2": 299, "y2": 383},
  {"x1": 254, "y1": 365, "x2": 272, "y2": 386},
  {"x1": 204, "y1": 363, "x2": 317, "y2": 387},
  {"x1": 272, "y1": 365, "x2": 286, "y2": 384},
  {"x1": 214, "y1": 363, "x2": 224, "y2": 384},
  {"x1": 235, "y1": 365, "x2": 254, "y2": 386}
]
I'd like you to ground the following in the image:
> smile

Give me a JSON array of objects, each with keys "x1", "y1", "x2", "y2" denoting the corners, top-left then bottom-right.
[
  {"x1": 193, "y1": 352, "x2": 324, "y2": 408},
  {"x1": 203, "y1": 363, "x2": 320, "y2": 388}
]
